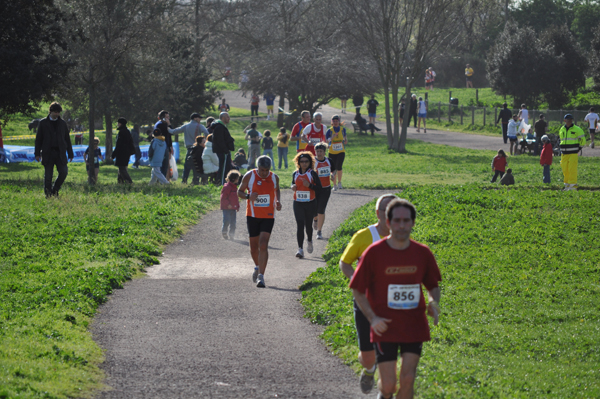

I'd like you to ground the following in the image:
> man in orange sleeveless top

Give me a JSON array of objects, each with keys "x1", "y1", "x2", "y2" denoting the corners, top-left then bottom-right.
[{"x1": 237, "y1": 156, "x2": 282, "y2": 288}]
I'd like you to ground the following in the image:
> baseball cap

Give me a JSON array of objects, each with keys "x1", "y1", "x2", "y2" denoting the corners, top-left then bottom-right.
[
  {"x1": 331, "y1": 115, "x2": 340, "y2": 120},
  {"x1": 564, "y1": 114, "x2": 573, "y2": 120}
]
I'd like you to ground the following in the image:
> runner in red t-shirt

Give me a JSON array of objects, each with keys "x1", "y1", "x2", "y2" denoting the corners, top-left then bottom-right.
[
  {"x1": 301, "y1": 112, "x2": 326, "y2": 155},
  {"x1": 350, "y1": 198, "x2": 441, "y2": 399}
]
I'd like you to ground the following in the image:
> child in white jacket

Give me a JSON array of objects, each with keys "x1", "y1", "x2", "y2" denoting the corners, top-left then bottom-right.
[{"x1": 202, "y1": 134, "x2": 220, "y2": 183}]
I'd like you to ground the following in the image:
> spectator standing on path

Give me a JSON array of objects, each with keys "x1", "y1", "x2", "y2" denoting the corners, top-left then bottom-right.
[
  {"x1": 302, "y1": 112, "x2": 327, "y2": 155},
  {"x1": 171, "y1": 113, "x2": 208, "y2": 184},
  {"x1": 277, "y1": 127, "x2": 289, "y2": 169},
  {"x1": 517, "y1": 104, "x2": 529, "y2": 124},
  {"x1": 147, "y1": 129, "x2": 170, "y2": 185},
  {"x1": 212, "y1": 112, "x2": 235, "y2": 185},
  {"x1": 237, "y1": 156, "x2": 282, "y2": 288},
  {"x1": 112, "y1": 117, "x2": 135, "y2": 184},
  {"x1": 507, "y1": 114, "x2": 520, "y2": 155},
  {"x1": 189, "y1": 135, "x2": 207, "y2": 185},
  {"x1": 220, "y1": 170, "x2": 241, "y2": 240},
  {"x1": 340, "y1": 194, "x2": 396, "y2": 395},
  {"x1": 540, "y1": 135, "x2": 553, "y2": 184},
  {"x1": 264, "y1": 93, "x2": 276, "y2": 120},
  {"x1": 350, "y1": 198, "x2": 441, "y2": 399},
  {"x1": 84, "y1": 137, "x2": 103, "y2": 184},
  {"x1": 340, "y1": 94, "x2": 348, "y2": 114},
  {"x1": 533, "y1": 114, "x2": 548, "y2": 156},
  {"x1": 490, "y1": 149, "x2": 508, "y2": 183},
  {"x1": 496, "y1": 103, "x2": 512, "y2": 144},
  {"x1": 291, "y1": 151, "x2": 322, "y2": 259},
  {"x1": 326, "y1": 115, "x2": 348, "y2": 190},
  {"x1": 250, "y1": 93, "x2": 260, "y2": 118},
  {"x1": 261, "y1": 130, "x2": 274, "y2": 165},
  {"x1": 239, "y1": 71, "x2": 249, "y2": 96},
  {"x1": 465, "y1": 63, "x2": 474, "y2": 88},
  {"x1": 559, "y1": 114, "x2": 586, "y2": 191},
  {"x1": 417, "y1": 97, "x2": 427, "y2": 133},
  {"x1": 367, "y1": 95, "x2": 379, "y2": 125},
  {"x1": 500, "y1": 168, "x2": 515, "y2": 186},
  {"x1": 584, "y1": 107, "x2": 599, "y2": 148},
  {"x1": 352, "y1": 93, "x2": 364, "y2": 117},
  {"x1": 131, "y1": 124, "x2": 142, "y2": 168},
  {"x1": 34, "y1": 102, "x2": 74, "y2": 197},
  {"x1": 409, "y1": 94, "x2": 418, "y2": 128},
  {"x1": 244, "y1": 122, "x2": 261, "y2": 169},
  {"x1": 290, "y1": 110, "x2": 312, "y2": 153},
  {"x1": 154, "y1": 110, "x2": 173, "y2": 179},
  {"x1": 218, "y1": 99, "x2": 230, "y2": 113}
]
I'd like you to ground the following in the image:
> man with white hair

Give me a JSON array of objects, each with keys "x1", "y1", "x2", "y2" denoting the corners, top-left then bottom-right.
[
  {"x1": 212, "y1": 112, "x2": 235, "y2": 185},
  {"x1": 301, "y1": 112, "x2": 327, "y2": 155}
]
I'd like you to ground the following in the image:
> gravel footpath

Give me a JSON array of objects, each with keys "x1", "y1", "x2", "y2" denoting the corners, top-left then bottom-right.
[
  {"x1": 93, "y1": 188, "x2": 389, "y2": 398},
  {"x1": 219, "y1": 90, "x2": 600, "y2": 158}
]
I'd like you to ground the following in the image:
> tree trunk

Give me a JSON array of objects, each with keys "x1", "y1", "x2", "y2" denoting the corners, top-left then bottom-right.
[
  {"x1": 397, "y1": 79, "x2": 412, "y2": 153},
  {"x1": 104, "y1": 113, "x2": 113, "y2": 161},
  {"x1": 277, "y1": 92, "x2": 285, "y2": 127},
  {"x1": 391, "y1": 83, "x2": 399, "y2": 149},
  {"x1": 87, "y1": 81, "x2": 96, "y2": 185},
  {"x1": 383, "y1": 85, "x2": 392, "y2": 149}
]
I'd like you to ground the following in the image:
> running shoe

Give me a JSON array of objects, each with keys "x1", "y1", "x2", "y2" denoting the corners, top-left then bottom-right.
[
  {"x1": 256, "y1": 274, "x2": 265, "y2": 288},
  {"x1": 338, "y1": 182, "x2": 343, "y2": 190},
  {"x1": 296, "y1": 248, "x2": 304, "y2": 258},
  {"x1": 591, "y1": 142, "x2": 595, "y2": 148},
  {"x1": 307, "y1": 241, "x2": 314, "y2": 254},
  {"x1": 332, "y1": 185, "x2": 337, "y2": 191},
  {"x1": 316, "y1": 231, "x2": 323, "y2": 240},
  {"x1": 222, "y1": 232, "x2": 229, "y2": 240},
  {"x1": 360, "y1": 367, "x2": 377, "y2": 394},
  {"x1": 313, "y1": 219, "x2": 318, "y2": 230},
  {"x1": 252, "y1": 266, "x2": 259, "y2": 283}
]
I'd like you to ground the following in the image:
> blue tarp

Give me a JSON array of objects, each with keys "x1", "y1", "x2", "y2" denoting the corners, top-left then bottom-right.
[{"x1": 1, "y1": 143, "x2": 180, "y2": 165}]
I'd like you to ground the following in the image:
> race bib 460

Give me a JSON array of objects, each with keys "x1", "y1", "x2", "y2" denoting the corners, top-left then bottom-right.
[{"x1": 388, "y1": 284, "x2": 420, "y2": 309}]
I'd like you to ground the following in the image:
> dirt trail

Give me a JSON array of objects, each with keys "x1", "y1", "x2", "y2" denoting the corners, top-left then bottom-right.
[{"x1": 93, "y1": 189, "x2": 389, "y2": 398}]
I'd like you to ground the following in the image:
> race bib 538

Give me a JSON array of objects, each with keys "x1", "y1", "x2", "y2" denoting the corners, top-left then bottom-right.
[
  {"x1": 388, "y1": 284, "x2": 420, "y2": 309},
  {"x1": 296, "y1": 191, "x2": 310, "y2": 202}
]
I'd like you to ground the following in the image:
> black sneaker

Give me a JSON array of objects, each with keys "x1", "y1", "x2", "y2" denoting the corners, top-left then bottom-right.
[{"x1": 360, "y1": 367, "x2": 376, "y2": 394}]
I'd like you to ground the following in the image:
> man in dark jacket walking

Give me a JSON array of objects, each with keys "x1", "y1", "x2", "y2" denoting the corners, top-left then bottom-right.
[
  {"x1": 496, "y1": 103, "x2": 512, "y2": 144},
  {"x1": 112, "y1": 117, "x2": 135, "y2": 184},
  {"x1": 409, "y1": 94, "x2": 418, "y2": 128},
  {"x1": 154, "y1": 110, "x2": 173, "y2": 178},
  {"x1": 34, "y1": 102, "x2": 74, "y2": 197},
  {"x1": 212, "y1": 112, "x2": 235, "y2": 185}
]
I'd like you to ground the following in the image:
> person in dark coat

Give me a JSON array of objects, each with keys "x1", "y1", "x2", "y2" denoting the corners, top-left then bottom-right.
[
  {"x1": 212, "y1": 112, "x2": 235, "y2": 185},
  {"x1": 154, "y1": 110, "x2": 173, "y2": 178},
  {"x1": 112, "y1": 117, "x2": 135, "y2": 184},
  {"x1": 131, "y1": 124, "x2": 142, "y2": 168},
  {"x1": 496, "y1": 102, "x2": 512, "y2": 144},
  {"x1": 409, "y1": 94, "x2": 418, "y2": 127},
  {"x1": 34, "y1": 102, "x2": 74, "y2": 197}
]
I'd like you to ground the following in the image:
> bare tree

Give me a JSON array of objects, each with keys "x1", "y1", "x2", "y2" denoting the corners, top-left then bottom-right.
[{"x1": 342, "y1": 0, "x2": 461, "y2": 152}]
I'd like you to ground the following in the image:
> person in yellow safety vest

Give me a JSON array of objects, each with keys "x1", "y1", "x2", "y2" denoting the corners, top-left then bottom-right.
[{"x1": 559, "y1": 114, "x2": 586, "y2": 191}]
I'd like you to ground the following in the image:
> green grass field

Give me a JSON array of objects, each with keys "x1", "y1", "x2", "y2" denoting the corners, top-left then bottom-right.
[{"x1": 300, "y1": 185, "x2": 600, "y2": 398}]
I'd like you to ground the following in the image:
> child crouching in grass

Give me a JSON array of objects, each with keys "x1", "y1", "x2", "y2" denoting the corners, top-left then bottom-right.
[
  {"x1": 220, "y1": 170, "x2": 241, "y2": 240},
  {"x1": 491, "y1": 149, "x2": 508, "y2": 183},
  {"x1": 84, "y1": 137, "x2": 104, "y2": 183}
]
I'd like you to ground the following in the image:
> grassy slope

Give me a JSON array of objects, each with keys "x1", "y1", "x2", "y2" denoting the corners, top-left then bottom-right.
[
  {"x1": 0, "y1": 165, "x2": 220, "y2": 398},
  {"x1": 300, "y1": 185, "x2": 600, "y2": 398}
]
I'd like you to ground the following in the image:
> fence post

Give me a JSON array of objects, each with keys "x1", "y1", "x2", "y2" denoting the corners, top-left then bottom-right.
[
  {"x1": 461, "y1": 105, "x2": 464, "y2": 124},
  {"x1": 483, "y1": 107, "x2": 486, "y2": 126},
  {"x1": 476, "y1": 89, "x2": 479, "y2": 104},
  {"x1": 472, "y1": 107, "x2": 475, "y2": 125},
  {"x1": 448, "y1": 102, "x2": 451, "y2": 122},
  {"x1": 449, "y1": 91, "x2": 452, "y2": 103},
  {"x1": 438, "y1": 102, "x2": 441, "y2": 123},
  {"x1": 494, "y1": 107, "x2": 498, "y2": 126}
]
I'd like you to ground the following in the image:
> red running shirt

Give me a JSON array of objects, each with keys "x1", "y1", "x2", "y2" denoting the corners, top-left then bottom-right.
[
  {"x1": 245, "y1": 169, "x2": 277, "y2": 218},
  {"x1": 349, "y1": 239, "x2": 441, "y2": 343},
  {"x1": 293, "y1": 170, "x2": 316, "y2": 202},
  {"x1": 315, "y1": 158, "x2": 332, "y2": 188},
  {"x1": 303, "y1": 123, "x2": 326, "y2": 155}
]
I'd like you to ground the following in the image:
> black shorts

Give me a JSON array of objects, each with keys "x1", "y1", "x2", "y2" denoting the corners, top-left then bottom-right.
[
  {"x1": 590, "y1": 128, "x2": 596, "y2": 135},
  {"x1": 316, "y1": 186, "x2": 331, "y2": 215},
  {"x1": 329, "y1": 152, "x2": 345, "y2": 171},
  {"x1": 374, "y1": 342, "x2": 423, "y2": 363},
  {"x1": 509, "y1": 137, "x2": 517, "y2": 143},
  {"x1": 353, "y1": 300, "x2": 374, "y2": 352},
  {"x1": 246, "y1": 216, "x2": 274, "y2": 237}
]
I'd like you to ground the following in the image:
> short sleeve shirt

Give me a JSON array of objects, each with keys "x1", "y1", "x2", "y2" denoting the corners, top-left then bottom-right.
[
  {"x1": 534, "y1": 120, "x2": 547, "y2": 137},
  {"x1": 584, "y1": 113, "x2": 599, "y2": 130},
  {"x1": 340, "y1": 226, "x2": 386, "y2": 265},
  {"x1": 349, "y1": 239, "x2": 441, "y2": 343}
]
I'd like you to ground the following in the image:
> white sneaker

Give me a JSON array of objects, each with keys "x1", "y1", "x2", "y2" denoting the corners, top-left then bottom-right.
[
  {"x1": 307, "y1": 241, "x2": 314, "y2": 254},
  {"x1": 252, "y1": 266, "x2": 259, "y2": 283},
  {"x1": 256, "y1": 274, "x2": 265, "y2": 288},
  {"x1": 338, "y1": 183, "x2": 343, "y2": 190},
  {"x1": 332, "y1": 185, "x2": 337, "y2": 191},
  {"x1": 296, "y1": 248, "x2": 304, "y2": 258},
  {"x1": 316, "y1": 231, "x2": 323, "y2": 240}
]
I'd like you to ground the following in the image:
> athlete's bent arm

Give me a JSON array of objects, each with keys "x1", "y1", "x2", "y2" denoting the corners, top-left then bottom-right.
[
  {"x1": 427, "y1": 287, "x2": 441, "y2": 326},
  {"x1": 352, "y1": 289, "x2": 391, "y2": 336},
  {"x1": 274, "y1": 175, "x2": 282, "y2": 211},
  {"x1": 237, "y1": 173, "x2": 251, "y2": 200},
  {"x1": 339, "y1": 260, "x2": 354, "y2": 279}
]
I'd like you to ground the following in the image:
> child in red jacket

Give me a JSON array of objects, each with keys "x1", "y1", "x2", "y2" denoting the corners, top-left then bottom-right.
[
  {"x1": 221, "y1": 170, "x2": 241, "y2": 239},
  {"x1": 540, "y1": 135, "x2": 553, "y2": 184},
  {"x1": 491, "y1": 149, "x2": 508, "y2": 183}
]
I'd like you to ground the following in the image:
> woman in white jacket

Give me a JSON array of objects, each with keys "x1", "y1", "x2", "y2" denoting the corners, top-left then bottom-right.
[{"x1": 202, "y1": 134, "x2": 220, "y2": 183}]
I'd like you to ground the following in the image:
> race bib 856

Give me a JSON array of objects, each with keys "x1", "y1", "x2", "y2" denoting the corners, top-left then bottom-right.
[{"x1": 387, "y1": 284, "x2": 420, "y2": 309}]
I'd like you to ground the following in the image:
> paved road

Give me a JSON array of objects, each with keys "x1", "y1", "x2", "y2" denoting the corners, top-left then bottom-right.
[
  {"x1": 218, "y1": 90, "x2": 600, "y2": 158},
  {"x1": 93, "y1": 189, "x2": 389, "y2": 398}
]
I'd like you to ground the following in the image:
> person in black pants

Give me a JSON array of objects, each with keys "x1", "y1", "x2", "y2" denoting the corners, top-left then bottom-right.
[
  {"x1": 112, "y1": 117, "x2": 135, "y2": 184},
  {"x1": 409, "y1": 94, "x2": 418, "y2": 128},
  {"x1": 496, "y1": 102, "x2": 512, "y2": 144},
  {"x1": 291, "y1": 151, "x2": 322, "y2": 259},
  {"x1": 154, "y1": 110, "x2": 173, "y2": 179},
  {"x1": 34, "y1": 102, "x2": 74, "y2": 197},
  {"x1": 212, "y1": 112, "x2": 235, "y2": 185}
]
